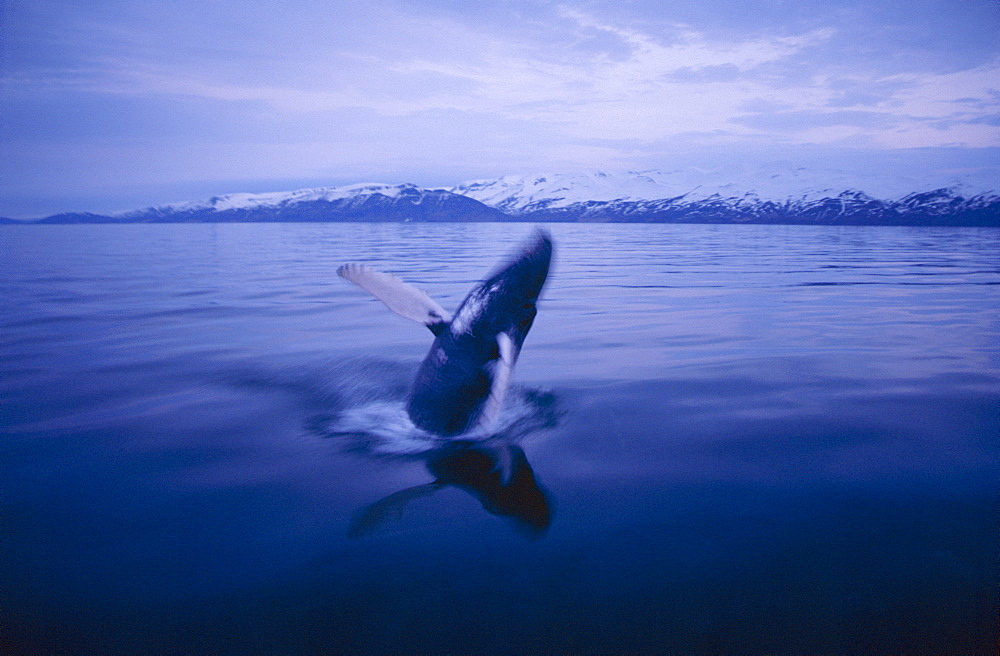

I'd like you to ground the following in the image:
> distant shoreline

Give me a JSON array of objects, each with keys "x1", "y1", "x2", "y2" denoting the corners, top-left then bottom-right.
[{"x1": 4, "y1": 217, "x2": 998, "y2": 227}]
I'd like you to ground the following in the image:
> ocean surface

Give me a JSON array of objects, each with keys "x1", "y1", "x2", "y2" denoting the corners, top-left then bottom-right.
[{"x1": 1, "y1": 222, "x2": 997, "y2": 654}]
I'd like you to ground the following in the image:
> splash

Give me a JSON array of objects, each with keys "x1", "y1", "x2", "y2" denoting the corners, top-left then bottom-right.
[
  {"x1": 314, "y1": 385, "x2": 561, "y2": 457},
  {"x1": 216, "y1": 357, "x2": 561, "y2": 456}
]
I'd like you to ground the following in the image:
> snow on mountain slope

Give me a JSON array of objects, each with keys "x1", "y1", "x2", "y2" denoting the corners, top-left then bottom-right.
[
  {"x1": 123, "y1": 183, "x2": 425, "y2": 216},
  {"x1": 24, "y1": 166, "x2": 999, "y2": 225},
  {"x1": 33, "y1": 182, "x2": 509, "y2": 224},
  {"x1": 448, "y1": 166, "x2": 998, "y2": 214}
]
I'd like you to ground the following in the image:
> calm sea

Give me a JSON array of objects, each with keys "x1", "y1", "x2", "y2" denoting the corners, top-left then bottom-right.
[{"x1": 1, "y1": 222, "x2": 997, "y2": 654}]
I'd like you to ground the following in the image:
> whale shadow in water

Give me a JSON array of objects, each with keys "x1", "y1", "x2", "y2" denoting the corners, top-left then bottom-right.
[{"x1": 348, "y1": 440, "x2": 553, "y2": 539}]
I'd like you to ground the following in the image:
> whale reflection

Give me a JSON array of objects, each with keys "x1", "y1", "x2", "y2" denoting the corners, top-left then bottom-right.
[{"x1": 349, "y1": 441, "x2": 552, "y2": 539}]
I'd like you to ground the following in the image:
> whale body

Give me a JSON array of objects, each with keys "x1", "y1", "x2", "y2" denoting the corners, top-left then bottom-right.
[{"x1": 338, "y1": 230, "x2": 552, "y2": 437}]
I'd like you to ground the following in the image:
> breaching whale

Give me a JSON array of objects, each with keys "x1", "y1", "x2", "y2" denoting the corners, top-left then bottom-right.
[{"x1": 337, "y1": 230, "x2": 552, "y2": 438}]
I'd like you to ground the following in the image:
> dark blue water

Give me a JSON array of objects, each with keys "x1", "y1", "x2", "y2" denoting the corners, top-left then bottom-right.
[{"x1": 1, "y1": 223, "x2": 997, "y2": 654}]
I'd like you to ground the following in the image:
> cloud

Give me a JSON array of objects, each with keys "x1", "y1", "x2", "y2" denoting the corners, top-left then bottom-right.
[
  {"x1": 362, "y1": 11, "x2": 841, "y2": 143},
  {"x1": 733, "y1": 110, "x2": 898, "y2": 131},
  {"x1": 9, "y1": 2, "x2": 995, "y2": 146}
]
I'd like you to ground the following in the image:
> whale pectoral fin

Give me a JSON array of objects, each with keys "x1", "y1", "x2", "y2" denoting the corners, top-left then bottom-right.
[
  {"x1": 480, "y1": 332, "x2": 517, "y2": 432},
  {"x1": 347, "y1": 482, "x2": 446, "y2": 539},
  {"x1": 337, "y1": 264, "x2": 452, "y2": 331}
]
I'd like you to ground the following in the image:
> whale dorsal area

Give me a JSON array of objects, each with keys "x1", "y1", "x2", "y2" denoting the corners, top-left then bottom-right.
[{"x1": 337, "y1": 264, "x2": 452, "y2": 332}]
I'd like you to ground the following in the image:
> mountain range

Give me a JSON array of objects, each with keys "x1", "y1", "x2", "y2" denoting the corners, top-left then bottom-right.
[{"x1": 6, "y1": 167, "x2": 999, "y2": 227}]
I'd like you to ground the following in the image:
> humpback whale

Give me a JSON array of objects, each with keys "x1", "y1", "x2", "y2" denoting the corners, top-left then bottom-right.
[{"x1": 338, "y1": 230, "x2": 552, "y2": 438}]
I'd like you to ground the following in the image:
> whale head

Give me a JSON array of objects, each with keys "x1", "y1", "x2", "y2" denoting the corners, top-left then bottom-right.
[{"x1": 448, "y1": 230, "x2": 552, "y2": 341}]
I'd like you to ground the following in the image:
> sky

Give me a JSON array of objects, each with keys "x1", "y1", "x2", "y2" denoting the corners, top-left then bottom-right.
[{"x1": 1, "y1": 0, "x2": 998, "y2": 217}]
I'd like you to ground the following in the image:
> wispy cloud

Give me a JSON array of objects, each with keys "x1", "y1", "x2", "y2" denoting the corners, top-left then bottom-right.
[{"x1": 37, "y1": 4, "x2": 994, "y2": 149}]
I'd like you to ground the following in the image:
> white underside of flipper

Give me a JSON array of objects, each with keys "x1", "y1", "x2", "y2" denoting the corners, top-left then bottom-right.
[
  {"x1": 479, "y1": 331, "x2": 516, "y2": 433},
  {"x1": 337, "y1": 264, "x2": 451, "y2": 328}
]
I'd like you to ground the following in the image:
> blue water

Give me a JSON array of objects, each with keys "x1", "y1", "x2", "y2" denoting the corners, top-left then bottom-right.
[{"x1": 1, "y1": 223, "x2": 997, "y2": 654}]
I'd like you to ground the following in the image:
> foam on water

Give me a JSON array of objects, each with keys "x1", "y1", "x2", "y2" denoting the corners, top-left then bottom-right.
[{"x1": 315, "y1": 386, "x2": 562, "y2": 457}]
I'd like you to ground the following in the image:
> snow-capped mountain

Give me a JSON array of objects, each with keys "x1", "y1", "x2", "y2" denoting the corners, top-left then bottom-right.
[
  {"x1": 14, "y1": 166, "x2": 999, "y2": 226},
  {"x1": 147, "y1": 183, "x2": 443, "y2": 214},
  {"x1": 447, "y1": 167, "x2": 999, "y2": 226},
  {"x1": 36, "y1": 183, "x2": 508, "y2": 224}
]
